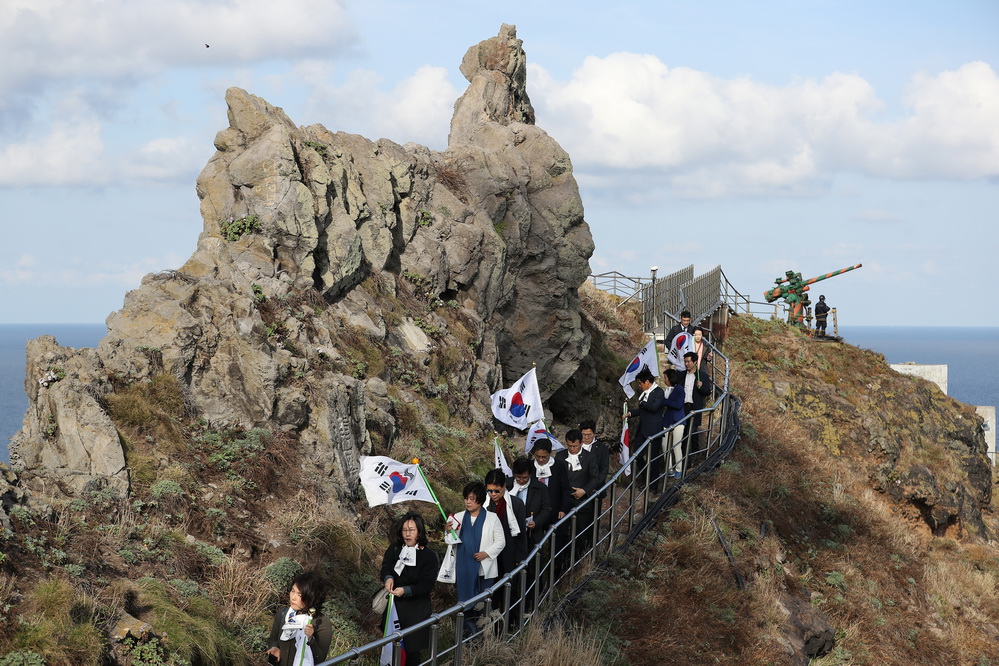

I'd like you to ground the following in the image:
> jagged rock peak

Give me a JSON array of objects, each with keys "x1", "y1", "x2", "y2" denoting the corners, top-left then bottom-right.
[{"x1": 450, "y1": 24, "x2": 536, "y2": 144}]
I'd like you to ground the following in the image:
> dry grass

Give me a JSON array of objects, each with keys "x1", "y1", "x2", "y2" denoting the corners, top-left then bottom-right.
[
  {"x1": 465, "y1": 617, "x2": 608, "y2": 665},
  {"x1": 204, "y1": 558, "x2": 272, "y2": 628},
  {"x1": 585, "y1": 314, "x2": 999, "y2": 664}
]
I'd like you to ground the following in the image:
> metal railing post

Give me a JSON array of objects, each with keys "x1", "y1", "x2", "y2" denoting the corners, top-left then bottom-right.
[{"x1": 429, "y1": 624, "x2": 439, "y2": 666}]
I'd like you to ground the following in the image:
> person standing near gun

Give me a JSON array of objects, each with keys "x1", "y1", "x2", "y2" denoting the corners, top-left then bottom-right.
[{"x1": 814, "y1": 295, "x2": 830, "y2": 336}]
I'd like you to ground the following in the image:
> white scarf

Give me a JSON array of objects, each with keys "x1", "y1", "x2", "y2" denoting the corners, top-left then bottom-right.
[
  {"x1": 639, "y1": 386, "x2": 654, "y2": 402},
  {"x1": 534, "y1": 459, "x2": 554, "y2": 481},
  {"x1": 483, "y1": 493, "x2": 521, "y2": 537},
  {"x1": 512, "y1": 480, "x2": 530, "y2": 503},
  {"x1": 394, "y1": 545, "x2": 417, "y2": 575},
  {"x1": 279, "y1": 607, "x2": 314, "y2": 666},
  {"x1": 566, "y1": 451, "x2": 582, "y2": 471}
]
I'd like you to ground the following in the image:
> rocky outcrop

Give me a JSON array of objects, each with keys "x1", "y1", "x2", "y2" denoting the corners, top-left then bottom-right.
[{"x1": 9, "y1": 25, "x2": 593, "y2": 502}]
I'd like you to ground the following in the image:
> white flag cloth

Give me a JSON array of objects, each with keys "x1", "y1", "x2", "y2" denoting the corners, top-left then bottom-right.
[
  {"x1": 491, "y1": 367, "x2": 544, "y2": 429},
  {"x1": 619, "y1": 338, "x2": 659, "y2": 398},
  {"x1": 666, "y1": 330, "x2": 696, "y2": 371},
  {"x1": 493, "y1": 437, "x2": 512, "y2": 476},
  {"x1": 359, "y1": 456, "x2": 436, "y2": 507},
  {"x1": 524, "y1": 419, "x2": 565, "y2": 453},
  {"x1": 619, "y1": 403, "x2": 632, "y2": 477},
  {"x1": 279, "y1": 609, "x2": 315, "y2": 666},
  {"x1": 380, "y1": 596, "x2": 404, "y2": 666}
]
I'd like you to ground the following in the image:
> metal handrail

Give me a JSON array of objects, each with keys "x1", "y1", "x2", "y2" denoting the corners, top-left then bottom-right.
[{"x1": 320, "y1": 341, "x2": 737, "y2": 666}]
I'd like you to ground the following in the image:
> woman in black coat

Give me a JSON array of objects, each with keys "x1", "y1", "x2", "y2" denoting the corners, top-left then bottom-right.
[
  {"x1": 266, "y1": 571, "x2": 332, "y2": 666},
  {"x1": 379, "y1": 513, "x2": 439, "y2": 663}
]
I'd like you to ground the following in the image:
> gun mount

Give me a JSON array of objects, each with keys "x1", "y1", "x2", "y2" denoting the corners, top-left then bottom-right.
[{"x1": 764, "y1": 264, "x2": 862, "y2": 328}]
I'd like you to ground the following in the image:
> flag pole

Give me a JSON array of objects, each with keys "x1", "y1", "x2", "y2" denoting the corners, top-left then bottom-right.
[
  {"x1": 652, "y1": 334, "x2": 664, "y2": 388},
  {"x1": 383, "y1": 593, "x2": 394, "y2": 635},
  {"x1": 413, "y1": 458, "x2": 460, "y2": 542}
]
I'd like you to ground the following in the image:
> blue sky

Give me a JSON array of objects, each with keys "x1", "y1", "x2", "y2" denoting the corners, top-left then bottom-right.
[{"x1": 1, "y1": 0, "x2": 997, "y2": 326}]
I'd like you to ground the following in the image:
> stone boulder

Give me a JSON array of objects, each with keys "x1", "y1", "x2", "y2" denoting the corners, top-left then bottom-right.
[{"x1": 9, "y1": 24, "x2": 594, "y2": 504}]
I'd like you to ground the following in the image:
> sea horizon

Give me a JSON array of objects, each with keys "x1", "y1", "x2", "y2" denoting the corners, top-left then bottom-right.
[{"x1": 2, "y1": 323, "x2": 997, "y2": 463}]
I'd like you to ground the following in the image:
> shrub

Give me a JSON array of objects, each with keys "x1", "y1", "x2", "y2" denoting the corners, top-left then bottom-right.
[
  {"x1": 220, "y1": 214, "x2": 261, "y2": 241},
  {"x1": 0, "y1": 652, "x2": 45, "y2": 666},
  {"x1": 265, "y1": 558, "x2": 303, "y2": 596},
  {"x1": 149, "y1": 480, "x2": 184, "y2": 500}
]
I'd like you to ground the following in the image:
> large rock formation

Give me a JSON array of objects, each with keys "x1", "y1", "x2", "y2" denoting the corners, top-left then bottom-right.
[{"x1": 9, "y1": 25, "x2": 593, "y2": 501}]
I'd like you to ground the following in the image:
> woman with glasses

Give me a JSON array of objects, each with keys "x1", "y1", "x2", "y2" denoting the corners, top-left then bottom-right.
[
  {"x1": 379, "y1": 513, "x2": 439, "y2": 663},
  {"x1": 483, "y1": 469, "x2": 528, "y2": 578}
]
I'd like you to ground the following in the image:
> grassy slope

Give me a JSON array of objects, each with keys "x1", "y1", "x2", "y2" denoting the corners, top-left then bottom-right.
[{"x1": 585, "y1": 315, "x2": 999, "y2": 665}]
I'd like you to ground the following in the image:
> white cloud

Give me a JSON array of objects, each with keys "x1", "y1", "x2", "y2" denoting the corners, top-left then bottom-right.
[
  {"x1": 296, "y1": 63, "x2": 457, "y2": 148},
  {"x1": 0, "y1": 0, "x2": 355, "y2": 88},
  {"x1": 0, "y1": 253, "x2": 185, "y2": 288},
  {"x1": 531, "y1": 56, "x2": 999, "y2": 198},
  {"x1": 0, "y1": 118, "x2": 109, "y2": 186},
  {"x1": 123, "y1": 136, "x2": 208, "y2": 183}
]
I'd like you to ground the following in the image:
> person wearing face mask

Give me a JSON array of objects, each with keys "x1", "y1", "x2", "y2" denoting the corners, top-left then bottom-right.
[
  {"x1": 266, "y1": 572, "x2": 332, "y2": 666},
  {"x1": 507, "y1": 457, "x2": 553, "y2": 548},
  {"x1": 379, "y1": 513, "x2": 439, "y2": 664}
]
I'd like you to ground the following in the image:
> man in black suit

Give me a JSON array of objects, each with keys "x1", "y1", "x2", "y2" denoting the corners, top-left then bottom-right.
[
  {"x1": 555, "y1": 429, "x2": 600, "y2": 562},
  {"x1": 682, "y1": 351, "x2": 715, "y2": 458},
  {"x1": 627, "y1": 368, "x2": 666, "y2": 492},
  {"x1": 665, "y1": 310, "x2": 696, "y2": 345},
  {"x1": 578, "y1": 419, "x2": 609, "y2": 488},
  {"x1": 530, "y1": 438, "x2": 569, "y2": 520},
  {"x1": 508, "y1": 457, "x2": 553, "y2": 548}
]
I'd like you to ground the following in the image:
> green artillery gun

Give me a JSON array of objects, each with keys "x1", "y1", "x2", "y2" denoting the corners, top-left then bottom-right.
[{"x1": 764, "y1": 264, "x2": 862, "y2": 328}]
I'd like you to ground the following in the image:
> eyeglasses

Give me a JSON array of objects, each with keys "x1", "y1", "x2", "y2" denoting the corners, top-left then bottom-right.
[
  {"x1": 401, "y1": 527, "x2": 418, "y2": 533},
  {"x1": 486, "y1": 488, "x2": 503, "y2": 494}
]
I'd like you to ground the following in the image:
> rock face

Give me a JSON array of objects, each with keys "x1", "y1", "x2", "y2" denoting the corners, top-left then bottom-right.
[{"x1": 9, "y1": 25, "x2": 593, "y2": 502}]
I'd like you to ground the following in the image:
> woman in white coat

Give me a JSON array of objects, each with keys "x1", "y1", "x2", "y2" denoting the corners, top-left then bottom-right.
[{"x1": 447, "y1": 481, "x2": 506, "y2": 602}]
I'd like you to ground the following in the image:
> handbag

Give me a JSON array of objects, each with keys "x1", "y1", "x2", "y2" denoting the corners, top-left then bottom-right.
[
  {"x1": 371, "y1": 588, "x2": 390, "y2": 614},
  {"x1": 436, "y1": 544, "x2": 457, "y2": 584}
]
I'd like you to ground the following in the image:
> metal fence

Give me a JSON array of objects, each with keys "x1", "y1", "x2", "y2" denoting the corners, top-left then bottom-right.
[
  {"x1": 639, "y1": 265, "x2": 694, "y2": 333},
  {"x1": 320, "y1": 342, "x2": 737, "y2": 666}
]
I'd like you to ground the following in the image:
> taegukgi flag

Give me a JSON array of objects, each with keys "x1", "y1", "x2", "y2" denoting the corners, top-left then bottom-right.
[
  {"x1": 491, "y1": 367, "x2": 545, "y2": 429},
  {"x1": 666, "y1": 330, "x2": 695, "y2": 371},
  {"x1": 619, "y1": 337, "x2": 659, "y2": 398},
  {"x1": 619, "y1": 401, "x2": 632, "y2": 476},
  {"x1": 524, "y1": 419, "x2": 565, "y2": 453},
  {"x1": 493, "y1": 436, "x2": 512, "y2": 476},
  {"x1": 380, "y1": 595, "x2": 406, "y2": 666},
  {"x1": 359, "y1": 456, "x2": 436, "y2": 507}
]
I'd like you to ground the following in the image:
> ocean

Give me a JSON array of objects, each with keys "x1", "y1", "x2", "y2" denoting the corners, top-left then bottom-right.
[{"x1": 1, "y1": 324, "x2": 997, "y2": 463}]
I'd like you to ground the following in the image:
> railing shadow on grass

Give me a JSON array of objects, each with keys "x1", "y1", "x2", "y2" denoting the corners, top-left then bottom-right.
[{"x1": 320, "y1": 344, "x2": 739, "y2": 666}]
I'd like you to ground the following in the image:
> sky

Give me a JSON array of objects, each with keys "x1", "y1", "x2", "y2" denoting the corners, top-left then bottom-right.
[{"x1": 1, "y1": 0, "x2": 997, "y2": 327}]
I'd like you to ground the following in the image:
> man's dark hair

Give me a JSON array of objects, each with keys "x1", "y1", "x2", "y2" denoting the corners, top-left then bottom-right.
[
  {"x1": 512, "y1": 457, "x2": 532, "y2": 475},
  {"x1": 565, "y1": 428, "x2": 582, "y2": 443},
  {"x1": 531, "y1": 438, "x2": 553, "y2": 454},
  {"x1": 393, "y1": 512, "x2": 429, "y2": 547},
  {"x1": 684, "y1": 351, "x2": 698, "y2": 363},
  {"x1": 484, "y1": 468, "x2": 507, "y2": 488},
  {"x1": 680, "y1": 310, "x2": 692, "y2": 319},
  {"x1": 578, "y1": 418, "x2": 596, "y2": 432},
  {"x1": 636, "y1": 368, "x2": 655, "y2": 383},
  {"x1": 290, "y1": 571, "x2": 326, "y2": 610},
  {"x1": 462, "y1": 481, "x2": 487, "y2": 504}
]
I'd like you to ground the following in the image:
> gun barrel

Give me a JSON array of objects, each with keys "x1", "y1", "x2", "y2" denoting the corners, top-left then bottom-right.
[{"x1": 802, "y1": 263, "x2": 863, "y2": 286}]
